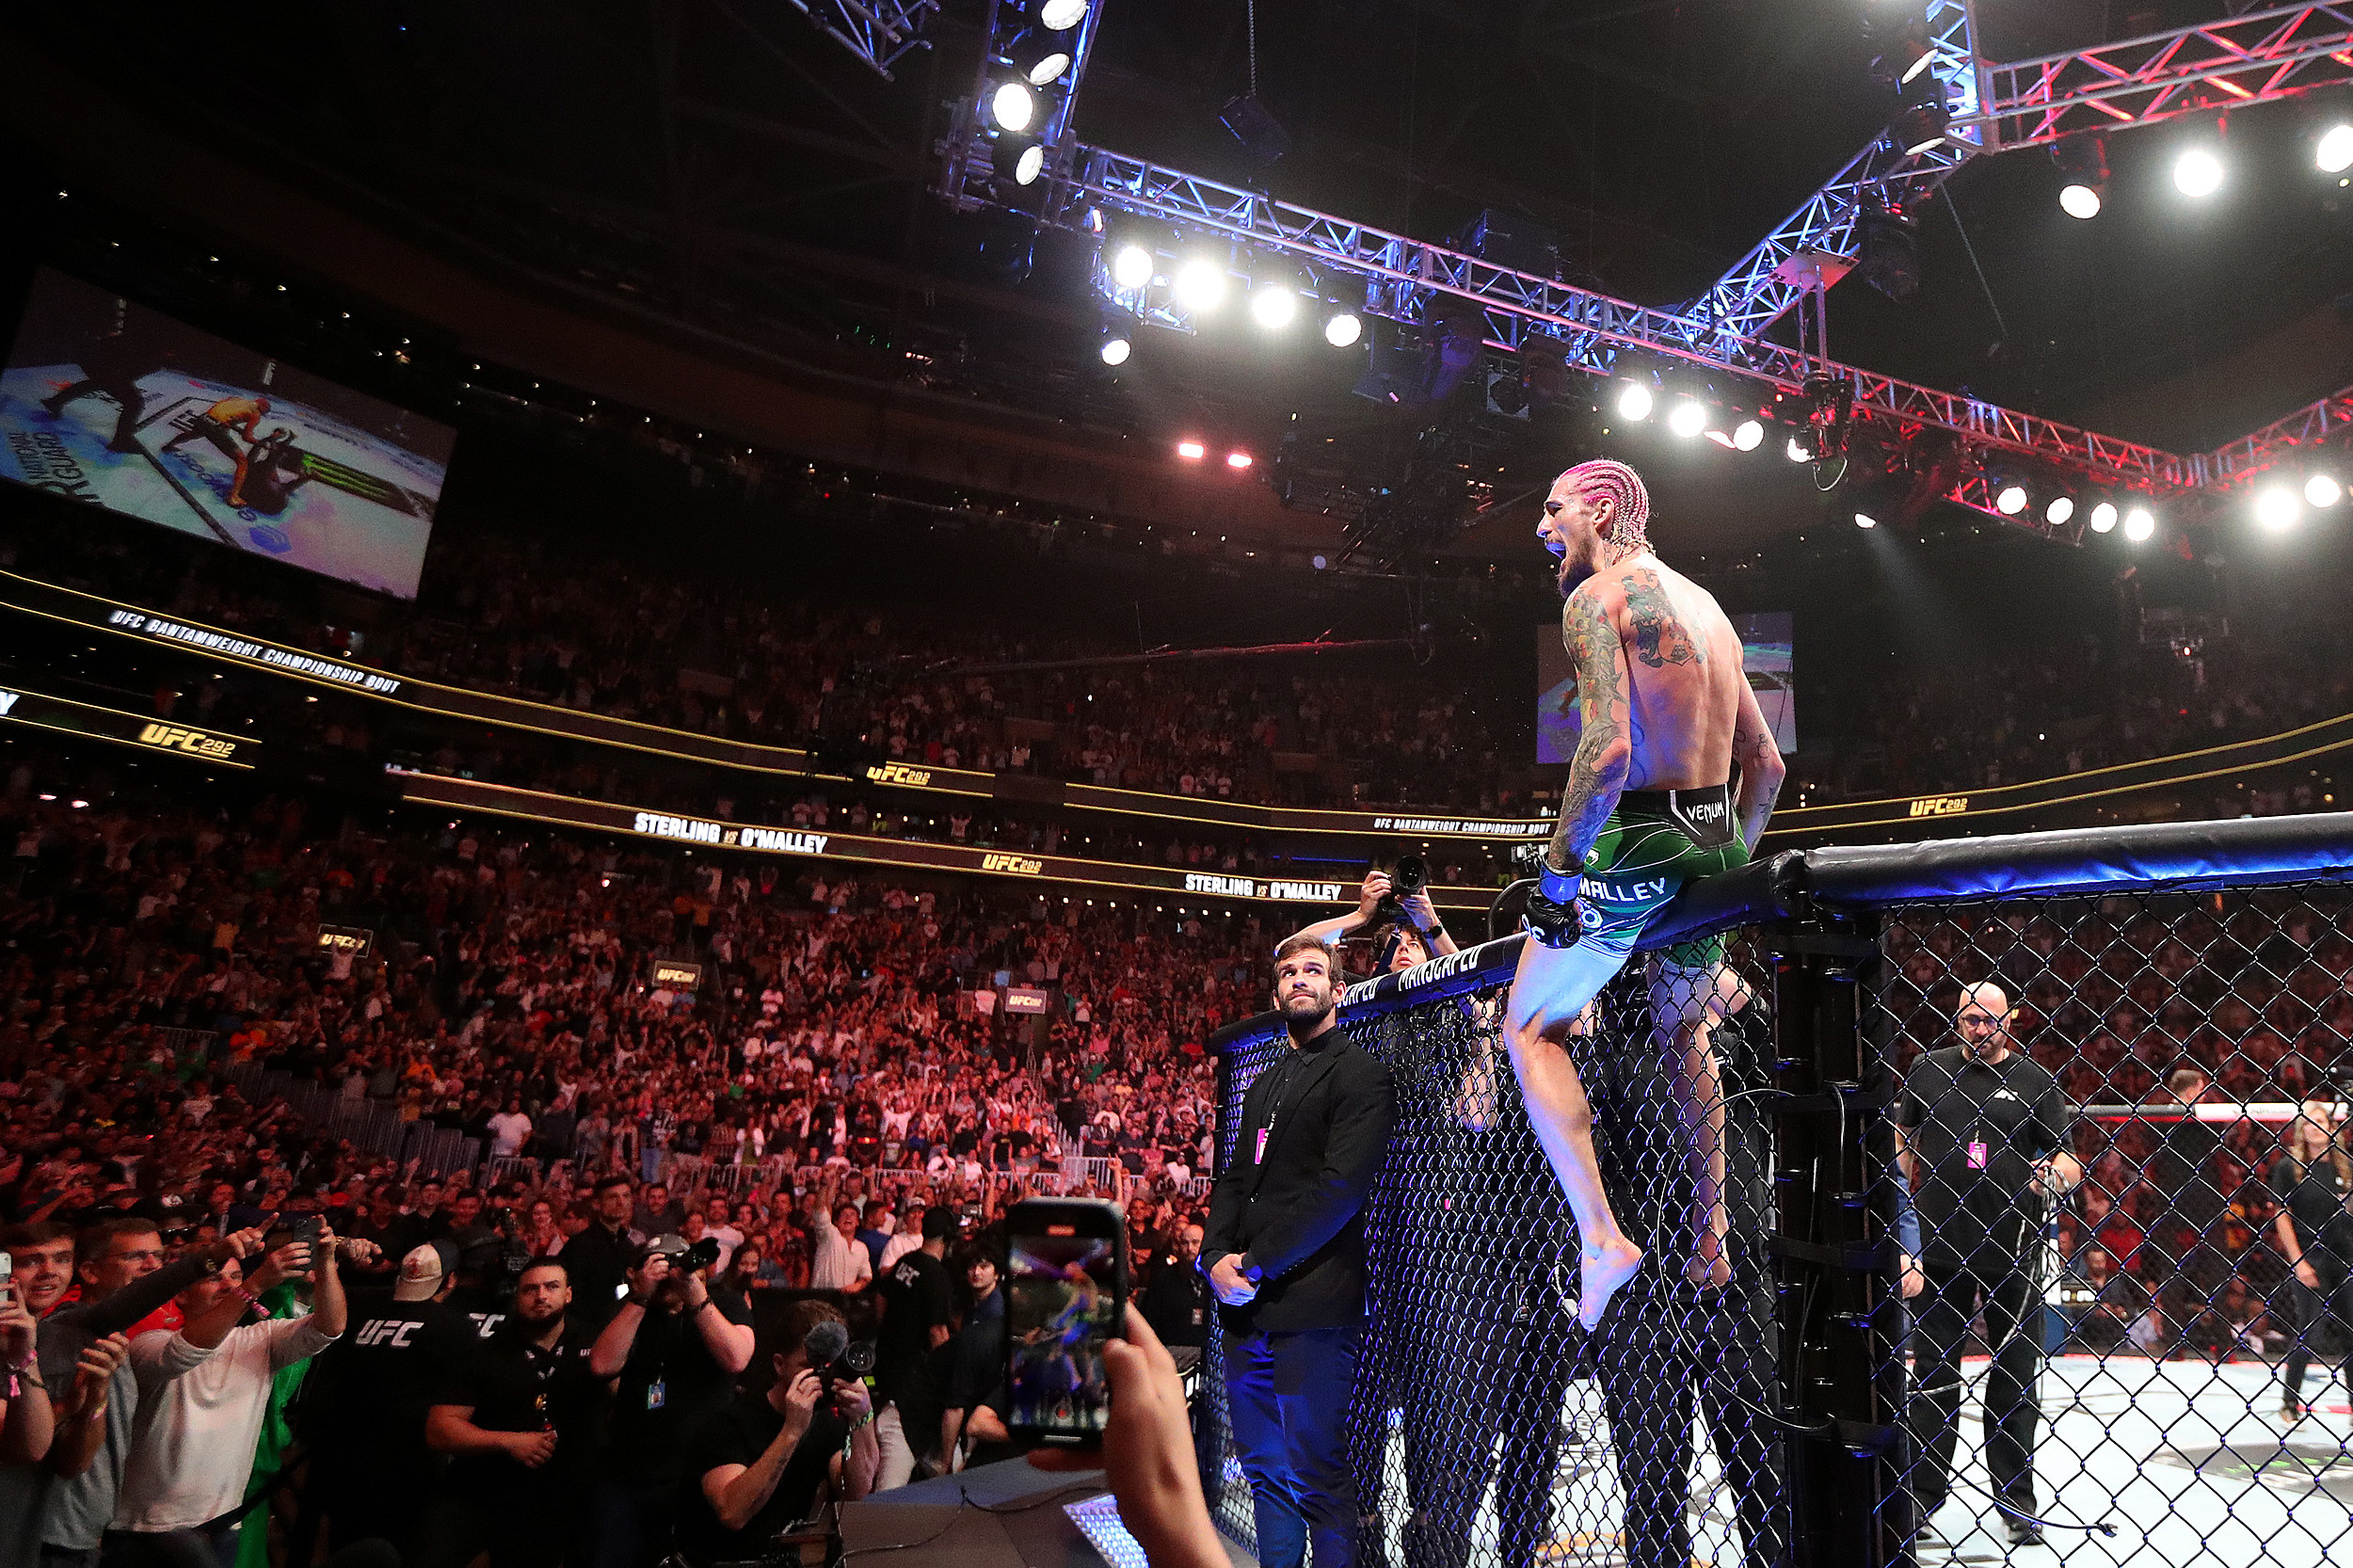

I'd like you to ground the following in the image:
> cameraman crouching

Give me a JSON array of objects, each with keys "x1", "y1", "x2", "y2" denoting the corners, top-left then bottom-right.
[
  {"x1": 589, "y1": 1237, "x2": 755, "y2": 1568},
  {"x1": 676, "y1": 1302, "x2": 879, "y2": 1568}
]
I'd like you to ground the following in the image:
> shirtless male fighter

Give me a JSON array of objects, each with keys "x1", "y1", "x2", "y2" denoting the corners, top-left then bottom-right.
[{"x1": 1504, "y1": 458, "x2": 1785, "y2": 1329}]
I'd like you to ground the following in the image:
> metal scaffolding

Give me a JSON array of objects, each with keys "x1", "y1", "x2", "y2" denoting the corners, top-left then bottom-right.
[
  {"x1": 782, "y1": 0, "x2": 939, "y2": 79},
  {"x1": 1966, "y1": 2, "x2": 2353, "y2": 151},
  {"x1": 937, "y1": 3, "x2": 2353, "y2": 530}
]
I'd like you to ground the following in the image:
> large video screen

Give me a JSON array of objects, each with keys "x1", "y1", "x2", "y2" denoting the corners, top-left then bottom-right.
[
  {"x1": 1, "y1": 268, "x2": 452, "y2": 598},
  {"x1": 1538, "y1": 610, "x2": 1794, "y2": 763}
]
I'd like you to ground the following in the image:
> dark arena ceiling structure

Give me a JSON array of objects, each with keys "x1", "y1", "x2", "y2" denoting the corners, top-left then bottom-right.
[{"x1": 2, "y1": 2, "x2": 2348, "y2": 572}]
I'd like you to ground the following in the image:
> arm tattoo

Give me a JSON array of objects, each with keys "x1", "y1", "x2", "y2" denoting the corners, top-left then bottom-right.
[
  {"x1": 1546, "y1": 595, "x2": 1631, "y2": 873},
  {"x1": 1619, "y1": 569, "x2": 1704, "y2": 668}
]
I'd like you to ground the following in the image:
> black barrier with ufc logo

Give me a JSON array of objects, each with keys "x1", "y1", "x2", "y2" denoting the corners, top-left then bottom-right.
[{"x1": 1202, "y1": 814, "x2": 2353, "y2": 1568}]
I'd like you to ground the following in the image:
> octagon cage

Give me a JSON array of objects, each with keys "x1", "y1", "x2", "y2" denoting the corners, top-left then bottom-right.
[{"x1": 1197, "y1": 814, "x2": 2353, "y2": 1568}]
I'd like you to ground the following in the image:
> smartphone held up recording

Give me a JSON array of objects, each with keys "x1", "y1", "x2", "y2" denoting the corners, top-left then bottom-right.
[{"x1": 1004, "y1": 1198, "x2": 1128, "y2": 1445}]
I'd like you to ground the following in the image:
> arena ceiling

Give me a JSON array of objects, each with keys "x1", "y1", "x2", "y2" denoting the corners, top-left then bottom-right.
[{"x1": 5, "y1": 2, "x2": 2348, "y2": 564}]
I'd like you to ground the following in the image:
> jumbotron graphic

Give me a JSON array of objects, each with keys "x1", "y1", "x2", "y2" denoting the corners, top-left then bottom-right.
[{"x1": 0, "y1": 267, "x2": 452, "y2": 598}]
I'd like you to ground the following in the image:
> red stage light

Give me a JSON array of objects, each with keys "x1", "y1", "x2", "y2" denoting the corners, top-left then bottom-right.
[
  {"x1": 1225, "y1": 451, "x2": 1254, "y2": 470},
  {"x1": 1176, "y1": 440, "x2": 1206, "y2": 460}
]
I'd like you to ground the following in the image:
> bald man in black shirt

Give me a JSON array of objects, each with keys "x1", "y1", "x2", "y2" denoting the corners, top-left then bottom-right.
[{"x1": 1895, "y1": 981, "x2": 2080, "y2": 1550}]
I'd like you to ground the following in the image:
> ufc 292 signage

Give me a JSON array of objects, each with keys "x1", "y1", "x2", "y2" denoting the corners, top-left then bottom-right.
[
  {"x1": 0, "y1": 682, "x2": 255, "y2": 770},
  {"x1": 137, "y1": 722, "x2": 240, "y2": 760}
]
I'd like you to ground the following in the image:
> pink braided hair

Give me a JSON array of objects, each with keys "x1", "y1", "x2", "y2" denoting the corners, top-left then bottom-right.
[{"x1": 1560, "y1": 458, "x2": 1653, "y2": 553}]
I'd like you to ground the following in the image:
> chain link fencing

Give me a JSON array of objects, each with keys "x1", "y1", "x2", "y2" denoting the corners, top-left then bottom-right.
[
  {"x1": 1878, "y1": 880, "x2": 2353, "y2": 1566},
  {"x1": 1198, "y1": 817, "x2": 2353, "y2": 1568}
]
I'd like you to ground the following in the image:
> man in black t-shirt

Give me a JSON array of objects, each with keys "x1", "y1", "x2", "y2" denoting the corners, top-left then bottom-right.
[
  {"x1": 678, "y1": 1301, "x2": 879, "y2": 1568},
  {"x1": 303, "y1": 1241, "x2": 476, "y2": 1559},
  {"x1": 1895, "y1": 982, "x2": 2080, "y2": 1550},
  {"x1": 872, "y1": 1208, "x2": 959, "y2": 1489},
  {"x1": 419, "y1": 1258, "x2": 605, "y2": 1568},
  {"x1": 588, "y1": 1238, "x2": 757, "y2": 1568}
]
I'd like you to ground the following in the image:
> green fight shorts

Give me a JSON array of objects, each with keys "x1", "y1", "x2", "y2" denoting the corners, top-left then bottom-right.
[{"x1": 1577, "y1": 783, "x2": 1749, "y2": 969}]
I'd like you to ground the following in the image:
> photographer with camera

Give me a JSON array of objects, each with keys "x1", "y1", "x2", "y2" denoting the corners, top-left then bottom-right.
[
  {"x1": 676, "y1": 1301, "x2": 878, "y2": 1568},
  {"x1": 420, "y1": 1258, "x2": 601, "y2": 1568},
  {"x1": 587, "y1": 1235, "x2": 754, "y2": 1568},
  {"x1": 1280, "y1": 862, "x2": 1457, "y2": 976}
]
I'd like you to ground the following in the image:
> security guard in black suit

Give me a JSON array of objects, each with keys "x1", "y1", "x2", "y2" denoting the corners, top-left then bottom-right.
[{"x1": 1205, "y1": 935, "x2": 1397, "y2": 1568}]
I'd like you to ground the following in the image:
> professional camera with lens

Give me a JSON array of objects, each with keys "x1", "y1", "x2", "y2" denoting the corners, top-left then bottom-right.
[
  {"x1": 801, "y1": 1320, "x2": 876, "y2": 1411},
  {"x1": 680, "y1": 1236, "x2": 724, "y2": 1274},
  {"x1": 1373, "y1": 855, "x2": 1428, "y2": 927}
]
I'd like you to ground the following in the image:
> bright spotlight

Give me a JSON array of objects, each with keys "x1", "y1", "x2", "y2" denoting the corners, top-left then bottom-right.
[
  {"x1": 991, "y1": 81, "x2": 1036, "y2": 132},
  {"x1": 2255, "y1": 487, "x2": 2302, "y2": 531},
  {"x1": 1176, "y1": 440, "x2": 1206, "y2": 460},
  {"x1": 2172, "y1": 147, "x2": 2224, "y2": 198},
  {"x1": 2089, "y1": 501, "x2": 2118, "y2": 533},
  {"x1": 2123, "y1": 506, "x2": 2155, "y2": 542},
  {"x1": 1994, "y1": 484, "x2": 2028, "y2": 516},
  {"x1": 1012, "y1": 143, "x2": 1046, "y2": 185},
  {"x1": 2308, "y1": 473, "x2": 2344, "y2": 508},
  {"x1": 1732, "y1": 420, "x2": 1764, "y2": 452},
  {"x1": 2058, "y1": 184, "x2": 2103, "y2": 219},
  {"x1": 1854, "y1": 511, "x2": 1879, "y2": 529},
  {"x1": 2046, "y1": 496, "x2": 2075, "y2": 525},
  {"x1": 1615, "y1": 382, "x2": 1655, "y2": 421},
  {"x1": 1226, "y1": 451, "x2": 1254, "y2": 470},
  {"x1": 1110, "y1": 243, "x2": 1154, "y2": 290},
  {"x1": 1173, "y1": 258, "x2": 1226, "y2": 312},
  {"x1": 1024, "y1": 50, "x2": 1073, "y2": 86},
  {"x1": 1099, "y1": 336, "x2": 1131, "y2": 367},
  {"x1": 1038, "y1": 0, "x2": 1088, "y2": 29},
  {"x1": 1323, "y1": 312, "x2": 1362, "y2": 347},
  {"x1": 1248, "y1": 286, "x2": 1298, "y2": 329},
  {"x1": 2319, "y1": 123, "x2": 2353, "y2": 175},
  {"x1": 1666, "y1": 400, "x2": 1707, "y2": 439},
  {"x1": 1786, "y1": 438, "x2": 1812, "y2": 464}
]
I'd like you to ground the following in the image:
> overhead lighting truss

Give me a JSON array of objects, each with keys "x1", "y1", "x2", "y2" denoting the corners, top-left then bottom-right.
[
  {"x1": 1685, "y1": 2, "x2": 1982, "y2": 342},
  {"x1": 1963, "y1": 2, "x2": 2353, "y2": 151},
  {"x1": 1047, "y1": 143, "x2": 2192, "y2": 490},
  {"x1": 784, "y1": 0, "x2": 939, "y2": 80},
  {"x1": 939, "y1": 0, "x2": 1105, "y2": 208},
  {"x1": 928, "y1": 1, "x2": 2352, "y2": 538},
  {"x1": 1685, "y1": 5, "x2": 2353, "y2": 338}
]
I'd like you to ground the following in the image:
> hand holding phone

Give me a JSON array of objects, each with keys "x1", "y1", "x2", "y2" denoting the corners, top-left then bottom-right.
[{"x1": 1004, "y1": 1198, "x2": 1128, "y2": 1445}]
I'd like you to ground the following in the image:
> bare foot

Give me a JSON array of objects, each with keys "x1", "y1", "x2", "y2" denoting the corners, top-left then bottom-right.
[
  {"x1": 1684, "y1": 1218, "x2": 1732, "y2": 1290},
  {"x1": 1567, "y1": 1236, "x2": 1644, "y2": 1331}
]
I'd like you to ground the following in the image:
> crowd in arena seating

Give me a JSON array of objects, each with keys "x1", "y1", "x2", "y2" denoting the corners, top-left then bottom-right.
[{"x1": 1818, "y1": 603, "x2": 2353, "y2": 808}]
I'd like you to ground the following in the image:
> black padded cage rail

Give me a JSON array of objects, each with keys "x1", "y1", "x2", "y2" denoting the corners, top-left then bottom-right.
[{"x1": 1200, "y1": 813, "x2": 2353, "y2": 1568}]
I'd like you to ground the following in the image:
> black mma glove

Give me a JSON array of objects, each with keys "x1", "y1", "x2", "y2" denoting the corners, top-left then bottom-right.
[{"x1": 1523, "y1": 863, "x2": 1585, "y2": 950}]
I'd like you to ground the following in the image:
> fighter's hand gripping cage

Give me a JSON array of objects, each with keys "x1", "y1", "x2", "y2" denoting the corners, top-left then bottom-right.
[{"x1": 1199, "y1": 813, "x2": 2353, "y2": 1568}]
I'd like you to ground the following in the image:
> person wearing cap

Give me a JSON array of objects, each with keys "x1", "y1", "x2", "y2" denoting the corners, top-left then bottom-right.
[
  {"x1": 871, "y1": 1208, "x2": 960, "y2": 1490},
  {"x1": 877, "y1": 1204, "x2": 927, "y2": 1272},
  {"x1": 587, "y1": 1234, "x2": 754, "y2": 1568},
  {"x1": 299, "y1": 1240, "x2": 473, "y2": 1560}
]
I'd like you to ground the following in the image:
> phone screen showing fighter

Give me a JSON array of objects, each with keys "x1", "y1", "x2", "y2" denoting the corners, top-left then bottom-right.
[{"x1": 1004, "y1": 1199, "x2": 1127, "y2": 1444}]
